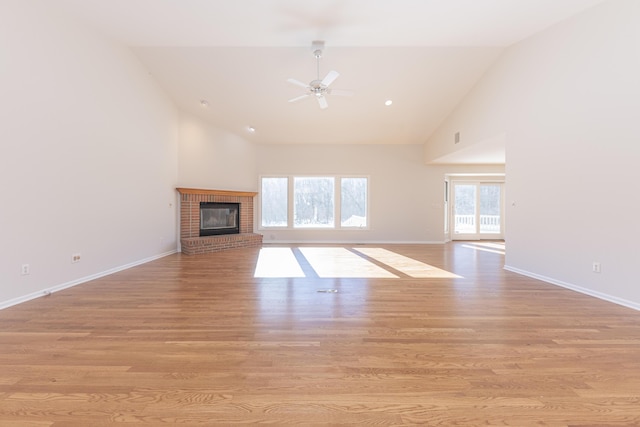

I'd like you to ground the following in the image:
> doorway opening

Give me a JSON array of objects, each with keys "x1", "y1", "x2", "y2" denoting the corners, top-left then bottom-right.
[{"x1": 445, "y1": 175, "x2": 505, "y2": 241}]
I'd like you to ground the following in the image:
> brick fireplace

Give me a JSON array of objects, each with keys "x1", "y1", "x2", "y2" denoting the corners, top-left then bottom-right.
[{"x1": 177, "y1": 188, "x2": 263, "y2": 255}]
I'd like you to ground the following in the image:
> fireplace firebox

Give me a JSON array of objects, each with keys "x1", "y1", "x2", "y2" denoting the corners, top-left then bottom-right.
[{"x1": 199, "y1": 202, "x2": 240, "y2": 236}]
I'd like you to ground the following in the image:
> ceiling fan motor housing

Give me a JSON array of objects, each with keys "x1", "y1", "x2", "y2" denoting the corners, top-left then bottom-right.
[{"x1": 311, "y1": 40, "x2": 324, "y2": 58}]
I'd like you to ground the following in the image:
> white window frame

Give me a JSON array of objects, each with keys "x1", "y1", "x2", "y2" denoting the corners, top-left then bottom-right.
[
  {"x1": 260, "y1": 176, "x2": 289, "y2": 229},
  {"x1": 259, "y1": 175, "x2": 370, "y2": 230},
  {"x1": 449, "y1": 178, "x2": 505, "y2": 241}
]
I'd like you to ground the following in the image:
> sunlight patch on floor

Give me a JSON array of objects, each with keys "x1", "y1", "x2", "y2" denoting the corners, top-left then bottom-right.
[
  {"x1": 462, "y1": 242, "x2": 505, "y2": 255},
  {"x1": 254, "y1": 246, "x2": 466, "y2": 279},
  {"x1": 254, "y1": 247, "x2": 306, "y2": 278},
  {"x1": 299, "y1": 247, "x2": 398, "y2": 278},
  {"x1": 474, "y1": 242, "x2": 505, "y2": 250},
  {"x1": 353, "y1": 247, "x2": 462, "y2": 278}
]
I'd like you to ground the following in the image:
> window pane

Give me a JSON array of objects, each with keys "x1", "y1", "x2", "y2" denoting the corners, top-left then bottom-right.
[
  {"x1": 479, "y1": 184, "x2": 501, "y2": 234},
  {"x1": 341, "y1": 177, "x2": 367, "y2": 227},
  {"x1": 454, "y1": 184, "x2": 476, "y2": 234},
  {"x1": 261, "y1": 177, "x2": 288, "y2": 227},
  {"x1": 293, "y1": 177, "x2": 334, "y2": 228}
]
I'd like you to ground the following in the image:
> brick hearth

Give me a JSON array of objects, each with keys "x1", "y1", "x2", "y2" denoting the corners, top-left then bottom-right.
[{"x1": 177, "y1": 188, "x2": 262, "y2": 255}]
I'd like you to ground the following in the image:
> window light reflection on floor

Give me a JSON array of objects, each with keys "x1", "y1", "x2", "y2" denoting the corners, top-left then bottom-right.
[
  {"x1": 299, "y1": 247, "x2": 398, "y2": 278},
  {"x1": 353, "y1": 247, "x2": 462, "y2": 278},
  {"x1": 254, "y1": 247, "x2": 462, "y2": 279},
  {"x1": 254, "y1": 247, "x2": 306, "y2": 278},
  {"x1": 461, "y1": 242, "x2": 505, "y2": 255}
]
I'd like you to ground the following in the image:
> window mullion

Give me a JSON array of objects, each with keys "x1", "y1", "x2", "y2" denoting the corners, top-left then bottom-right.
[
  {"x1": 288, "y1": 176, "x2": 294, "y2": 228},
  {"x1": 335, "y1": 177, "x2": 341, "y2": 229}
]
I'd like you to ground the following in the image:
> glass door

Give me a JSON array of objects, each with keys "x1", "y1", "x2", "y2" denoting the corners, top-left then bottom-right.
[
  {"x1": 452, "y1": 182, "x2": 504, "y2": 240},
  {"x1": 479, "y1": 184, "x2": 502, "y2": 237},
  {"x1": 453, "y1": 183, "x2": 477, "y2": 238}
]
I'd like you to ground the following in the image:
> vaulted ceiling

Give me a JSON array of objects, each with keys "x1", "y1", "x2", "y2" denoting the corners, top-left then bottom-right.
[{"x1": 53, "y1": 0, "x2": 605, "y2": 157}]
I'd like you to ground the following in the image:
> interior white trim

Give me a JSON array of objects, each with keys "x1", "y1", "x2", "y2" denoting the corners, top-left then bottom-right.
[
  {"x1": 504, "y1": 265, "x2": 640, "y2": 312},
  {"x1": 0, "y1": 250, "x2": 177, "y2": 311}
]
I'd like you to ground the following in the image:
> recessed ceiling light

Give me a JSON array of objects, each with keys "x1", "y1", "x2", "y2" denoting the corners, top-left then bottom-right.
[
  {"x1": 385, "y1": 100, "x2": 393, "y2": 106},
  {"x1": 200, "y1": 99, "x2": 209, "y2": 107},
  {"x1": 247, "y1": 126, "x2": 256, "y2": 133}
]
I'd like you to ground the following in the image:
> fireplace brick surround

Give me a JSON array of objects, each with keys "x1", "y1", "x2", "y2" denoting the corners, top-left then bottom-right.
[{"x1": 177, "y1": 188, "x2": 262, "y2": 255}]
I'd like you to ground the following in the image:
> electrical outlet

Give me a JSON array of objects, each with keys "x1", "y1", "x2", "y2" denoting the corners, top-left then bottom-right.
[
  {"x1": 72, "y1": 253, "x2": 81, "y2": 263},
  {"x1": 21, "y1": 264, "x2": 30, "y2": 275},
  {"x1": 592, "y1": 262, "x2": 601, "y2": 273}
]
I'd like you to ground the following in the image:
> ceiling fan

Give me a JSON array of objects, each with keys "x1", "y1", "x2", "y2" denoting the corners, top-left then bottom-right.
[{"x1": 287, "y1": 40, "x2": 353, "y2": 109}]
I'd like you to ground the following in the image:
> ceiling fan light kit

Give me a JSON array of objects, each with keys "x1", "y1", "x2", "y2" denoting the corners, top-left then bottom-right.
[{"x1": 287, "y1": 40, "x2": 353, "y2": 109}]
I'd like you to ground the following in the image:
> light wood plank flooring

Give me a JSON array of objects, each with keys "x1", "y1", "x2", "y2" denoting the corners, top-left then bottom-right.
[{"x1": 1, "y1": 242, "x2": 640, "y2": 426}]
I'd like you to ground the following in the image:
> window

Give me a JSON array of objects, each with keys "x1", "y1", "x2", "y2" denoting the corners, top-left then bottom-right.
[
  {"x1": 294, "y1": 177, "x2": 335, "y2": 228},
  {"x1": 261, "y1": 177, "x2": 288, "y2": 227},
  {"x1": 260, "y1": 176, "x2": 368, "y2": 229},
  {"x1": 341, "y1": 177, "x2": 367, "y2": 227},
  {"x1": 451, "y1": 181, "x2": 504, "y2": 240}
]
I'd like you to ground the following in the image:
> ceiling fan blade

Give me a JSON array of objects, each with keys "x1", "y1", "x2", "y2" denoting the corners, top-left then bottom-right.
[
  {"x1": 321, "y1": 70, "x2": 339, "y2": 87},
  {"x1": 287, "y1": 78, "x2": 309, "y2": 89},
  {"x1": 317, "y1": 95, "x2": 328, "y2": 109},
  {"x1": 288, "y1": 94, "x2": 310, "y2": 103},
  {"x1": 327, "y1": 89, "x2": 353, "y2": 97}
]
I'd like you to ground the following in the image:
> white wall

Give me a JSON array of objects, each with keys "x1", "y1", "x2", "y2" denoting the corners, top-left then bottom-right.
[
  {"x1": 0, "y1": 1, "x2": 180, "y2": 308},
  {"x1": 178, "y1": 113, "x2": 258, "y2": 191},
  {"x1": 175, "y1": 116, "x2": 504, "y2": 243},
  {"x1": 256, "y1": 143, "x2": 503, "y2": 243},
  {"x1": 425, "y1": 0, "x2": 640, "y2": 308}
]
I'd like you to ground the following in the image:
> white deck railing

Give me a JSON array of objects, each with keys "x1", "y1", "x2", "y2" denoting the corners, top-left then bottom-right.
[{"x1": 454, "y1": 215, "x2": 501, "y2": 233}]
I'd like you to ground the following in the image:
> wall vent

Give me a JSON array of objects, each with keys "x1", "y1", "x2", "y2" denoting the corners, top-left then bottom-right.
[{"x1": 454, "y1": 132, "x2": 460, "y2": 144}]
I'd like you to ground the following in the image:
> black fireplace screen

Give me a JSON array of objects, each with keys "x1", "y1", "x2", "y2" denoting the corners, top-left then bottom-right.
[{"x1": 199, "y1": 202, "x2": 240, "y2": 236}]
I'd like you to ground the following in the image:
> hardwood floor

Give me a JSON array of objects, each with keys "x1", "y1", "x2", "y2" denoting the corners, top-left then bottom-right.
[{"x1": 1, "y1": 242, "x2": 640, "y2": 426}]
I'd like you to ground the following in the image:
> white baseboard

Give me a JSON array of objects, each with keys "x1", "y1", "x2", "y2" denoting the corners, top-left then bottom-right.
[
  {"x1": 504, "y1": 265, "x2": 640, "y2": 312},
  {"x1": 0, "y1": 250, "x2": 177, "y2": 310}
]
